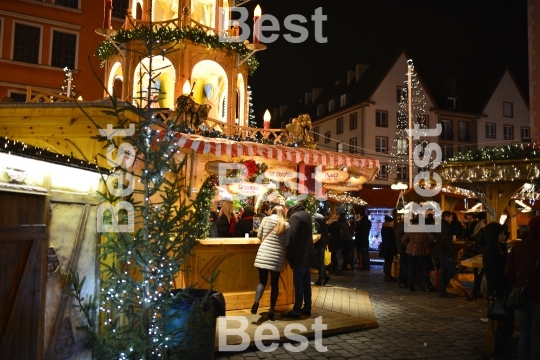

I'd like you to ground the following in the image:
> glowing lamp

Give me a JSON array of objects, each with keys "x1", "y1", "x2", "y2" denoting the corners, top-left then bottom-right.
[
  {"x1": 263, "y1": 109, "x2": 271, "y2": 129},
  {"x1": 253, "y1": 5, "x2": 262, "y2": 44},
  {"x1": 182, "y1": 80, "x2": 191, "y2": 95}
]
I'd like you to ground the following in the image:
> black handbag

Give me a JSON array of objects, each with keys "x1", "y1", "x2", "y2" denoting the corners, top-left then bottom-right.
[
  {"x1": 487, "y1": 297, "x2": 510, "y2": 321},
  {"x1": 507, "y1": 254, "x2": 540, "y2": 309}
]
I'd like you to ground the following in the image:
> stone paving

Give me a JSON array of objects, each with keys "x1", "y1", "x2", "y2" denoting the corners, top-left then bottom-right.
[{"x1": 215, "y1": 265, "x2": 519, "y2": 359}]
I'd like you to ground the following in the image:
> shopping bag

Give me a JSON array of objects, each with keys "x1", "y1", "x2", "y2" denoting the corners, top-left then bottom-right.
[{"x1": 324, "y1": 247, "x2": 332, "y2": 266}]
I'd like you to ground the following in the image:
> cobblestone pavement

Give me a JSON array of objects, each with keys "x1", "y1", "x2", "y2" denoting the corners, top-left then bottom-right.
[{"x1": 215, "y1": 265, "x2": 519, "y2": 360}]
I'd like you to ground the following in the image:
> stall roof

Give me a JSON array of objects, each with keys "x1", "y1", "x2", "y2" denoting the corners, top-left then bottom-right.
[
  {"x1": 360, "y1": 189, "x2": 401, "y2": 208},
  {"x1": 176, "y1": 133, "x2": 379, "y2": 174}
]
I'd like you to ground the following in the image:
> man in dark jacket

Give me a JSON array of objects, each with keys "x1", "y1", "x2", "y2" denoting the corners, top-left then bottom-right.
[
  {"x1": 313, "y1": 212, "x2": 330, "y2": 286},
  {"x1": 434, "y1": 211, "x2": 455, "y2": 297},
  {"x1": 282, "y1": 199, "x2": 315, "y2": 318},
  {"x1": 356, "y1": 212, "x2": 372, "y2": 271}
]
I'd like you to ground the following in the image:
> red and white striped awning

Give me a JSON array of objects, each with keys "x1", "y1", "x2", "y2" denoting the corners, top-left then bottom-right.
[{"x1": 176, "y1": 133, "x2": 379, "y2": 174}]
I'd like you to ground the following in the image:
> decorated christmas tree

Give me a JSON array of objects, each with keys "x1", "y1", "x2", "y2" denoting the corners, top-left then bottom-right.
[{"x1": 388, "y1": 60, "x2": 433, "y2": 183}]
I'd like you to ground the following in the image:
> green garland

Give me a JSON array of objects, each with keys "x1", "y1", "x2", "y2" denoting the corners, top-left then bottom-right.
[
  {"x1": 302, "y1": 194, "x2": 319, "y2": 235},
  {"x1": 447, "y1": 144, "x2": 540, "y2": 163},
  {"x1": 194, "y1": 175, "x2": 219, "y2": 238},
  {"x1": 96, "y1": 26, "x2": 259, "y2": 75}
]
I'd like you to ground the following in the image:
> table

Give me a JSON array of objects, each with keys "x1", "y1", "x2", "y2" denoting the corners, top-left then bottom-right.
[
  {"x1": 461, "y1": 254, "x2": 483, "y2": 268},
  {"x1": 174, "y1": 238, "x2": 294, "y2": 310}
]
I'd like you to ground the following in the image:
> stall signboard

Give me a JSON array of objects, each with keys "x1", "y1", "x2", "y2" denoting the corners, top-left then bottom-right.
[
  {"x1": 324, "y1": 181, "x2": 363, "y2": 193},
  {"x1": 314, "y1": 170, "x2": 350, "y2": 184},
  {"x1": 227, "y1": 182, "x2": 267, "y2": 196},
  {"x1": 264, "y1": 167, "x2": 296, "y2": 182},
  {"x1": 205, "y1": 161, "x2": 231, "y2": 175}
]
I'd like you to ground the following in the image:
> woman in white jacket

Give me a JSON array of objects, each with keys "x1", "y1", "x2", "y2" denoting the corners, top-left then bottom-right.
[{"x1": 251, "y1": 206, "x2": 290, "y2": 320}]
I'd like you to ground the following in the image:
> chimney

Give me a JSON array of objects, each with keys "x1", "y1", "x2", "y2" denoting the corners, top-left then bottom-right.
[
  {"x1": 356, "y1": 64, "x2": 369, "y2": 81},
  {"x1": 280, "y1": 105, "x2": 289, "y2": 117},
  {"x1": 312, "y1": 88, "x2": 323, "y2": 101},
  {"x1": 347, "y1": 70, "x2": 356, "y2": 85},
  {"x1": 305, "y1": 92, "x2": 312, "y2": 105}
]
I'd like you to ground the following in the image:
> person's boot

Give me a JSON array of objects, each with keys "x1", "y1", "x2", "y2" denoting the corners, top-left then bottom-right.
[{"x1": 268, "y1": 307, "x2": 274, "y2": 321}]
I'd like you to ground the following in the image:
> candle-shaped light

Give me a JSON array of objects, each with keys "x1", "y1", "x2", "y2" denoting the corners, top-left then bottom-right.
[
  {"x1": 253, "y1": 5, "x2": 262, "y2": 44},
  {"x1": 182, "y1": 80, "x2": 191, "y2": 95},
  {"x1": 104, "y1": 0, "x2": 113, "y2": 29},
  {"x1": 263, "y1": 109, "x2": 271, "y2": 129}
]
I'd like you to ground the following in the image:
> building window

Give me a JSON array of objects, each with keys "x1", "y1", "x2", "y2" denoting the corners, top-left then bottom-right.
[
  {"x1": 418, "y1": 115, "x2": 429, "y2": 129},
  {"x1": 377, "y1": 164, "x2": 388, "y2": 179},
  {"x1": 397, "y1": 165, "x2": 408, "y2": 181},
  {"x1": 317, "y1": 105, "x2": 323, "y2": 117},
  {"x1": 350, "y1": 113, "x2": 357, "y2": 130},
  {"x1": 447, "y1": 97, "x2": 456, "y2": 109},
  {"x1": 336, "y1": 117, "x2": 343, "y2": 134},
  {"x1": 521, "y1": 127, "x2": 530, "y2": 141},
  {"x1": 458, "y1": 121, "x2": 470, "y2": 142},
  {"x1": 486, "y1": 123, "x2": 496, "y2": 138},
  {"x1": 112, "y1": 0, "x2": 130, "y2": 18},
  {"x1": 54, "y1": 0, "x2": 79, "y2": 9},
  {"x1": 441, "y1": 144, "x2": 453, "y2": 160},
  {"x1": 503, "y1": 125, "x2": 514, "y2": 140},
  {"x1": 324, "y1": 131, "x2": 331, "y2": 143},
  {"x1": 8, "y1": 91, "x2": 26, "y2": 102},
  {"x1": 457, "y1": 145, "x2": 469, "y2": 153},
  {"x1": 13, "y1": 23, "x2": 41, "y2": 64},
  {"x1": 337, "y1": 142, "x2": 344, "y2": 153},
  {"x1": 503, "y1": 102, "x2": 513, "y2": 118},
  {"x1": 340, "y1": 94, "x2": 347, "y2": 107},
  {"x1": 313, "y1": 126, "x2": 319, "y2": 141},
  {"x1": 376, "y1": 110, "x2": 388, "y2": 127},
  {"x1": 328, "y1": 99, "x2": 335, "y2": 112},
  {"x1": 397, "y1": 86, "x2": 405, "y2": 102},
  {"x1": 397, "y1": 138, "x2": 408, "y2": 155},
  {"x1": 441, "y1": 120, "x2": 453, "y2": 140},
  {"x1": 375, "y1": 137, "x2": 387, "y2": 153},
  {"x1": 51, "y1": 30, "x2": 77, "y2": 69},
  {"x1": 349, "y1": 138, "x2": 357, "y2": 153}
]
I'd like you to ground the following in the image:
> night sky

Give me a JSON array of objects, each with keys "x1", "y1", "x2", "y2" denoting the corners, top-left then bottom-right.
[{"x1": 242, "y1": 0, "x2": 529, "y2": 124}]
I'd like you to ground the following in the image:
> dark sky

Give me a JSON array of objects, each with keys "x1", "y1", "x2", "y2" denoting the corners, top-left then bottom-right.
[{"x1": 242, "y1": 0, "x2": 528, "y2": 124}]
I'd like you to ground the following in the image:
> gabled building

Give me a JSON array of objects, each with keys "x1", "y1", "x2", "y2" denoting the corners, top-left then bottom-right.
[{"x1": 276, "y1": 51, "x2": 529, "y2": 188}]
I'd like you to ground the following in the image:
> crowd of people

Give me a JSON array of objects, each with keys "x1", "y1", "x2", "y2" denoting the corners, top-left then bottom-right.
[{"x1": 209, "y1": 201, "x2": 540, "y2": 359}]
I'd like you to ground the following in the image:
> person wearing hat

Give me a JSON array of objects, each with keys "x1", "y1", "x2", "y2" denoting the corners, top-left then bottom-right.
[
  {"x1": 380, "y1": 215, "x2": 397, "y2": 282},
  {"x1": 281, "y1": 198, "x2": 316, "y2": 319}
]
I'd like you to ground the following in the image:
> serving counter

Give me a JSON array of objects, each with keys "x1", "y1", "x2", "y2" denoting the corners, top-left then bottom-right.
[{"x1": 174, "y1": 238, "x2": 294, "y2": 310}]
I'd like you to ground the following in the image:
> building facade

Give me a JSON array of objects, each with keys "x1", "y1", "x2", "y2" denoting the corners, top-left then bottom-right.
[{"x1": 0, "y1": 0, "x2": 128, "y2": 102}]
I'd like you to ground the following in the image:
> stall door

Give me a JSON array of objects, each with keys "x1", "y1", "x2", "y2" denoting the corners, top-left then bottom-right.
[{"x1": 0, "y1": 192, "x2": 46, "y2": 360}]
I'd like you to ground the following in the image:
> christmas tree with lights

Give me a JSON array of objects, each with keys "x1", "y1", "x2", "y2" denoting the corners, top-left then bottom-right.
[{"x1": 388, "y1": 60, "x2": 433, "y2": 183}]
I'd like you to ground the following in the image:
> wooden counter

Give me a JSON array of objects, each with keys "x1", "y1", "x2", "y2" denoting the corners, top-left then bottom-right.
[{"x1": 174, "y1": 238, "x2": 293, "y2": 311}]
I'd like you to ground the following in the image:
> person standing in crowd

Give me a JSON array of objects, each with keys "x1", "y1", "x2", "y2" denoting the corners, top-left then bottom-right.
[
  {"x1": 450, "y1": 212, "x2": 463, "y2": 239},
  {"x1": 463, "y1": 213, "x2": 478, "y2": 240},
  {"x1": 394, "y1": 215, "x2": 408, "y2": 287},
  {"x1": 235, "y1": 205, "x2": 256, "y2": 237},
  {"x1": 216, "y1": 200, "x2": 236, "y2": 237},
  {"x1": 339, "y1": 213, "x2": 355, "y2": 272},
  {"x1": 434, "y1": 211, "x2": 455, "y2": 297},
  {"x1": 251, "y1": 206, "x2": 290, "y2": 321},
  {"x1": 505, "y1": 215, "x2": 540, "y2": 360},
  {"x1": 281, "y1": 199, "x2": 315, "y2": 319},
  {"x1": 327, "y1": 214, "x2": 343, "y2": 276},
  {"x1": 355, "y1": 210, "x2": 372, "y2": 271},
  {"x1": 483, "y1": 222, "x2": 514, "y2": 360},
  {"x1": 313, "y1": 211, "x2": 331, "y2": 286},
  {"x1": 467, "y1": 211, "x2": 487, "y2": 300},
  {"x1": 380, "y1": 215, "x2": 397, "y2": 282},
  {"x1": 256, "y1": 203, "x2": 271, "y2": 218},
  {"x1": 401, "y1": 216, "x2": 435, "y2": 292}
]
